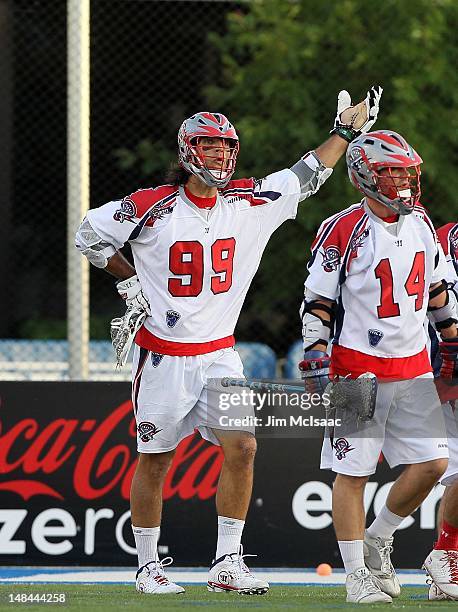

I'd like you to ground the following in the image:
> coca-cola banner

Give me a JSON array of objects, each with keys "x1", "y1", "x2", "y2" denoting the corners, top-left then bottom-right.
[{"x1": 0, "y1": 383, "x2": 441, "y2": 567}]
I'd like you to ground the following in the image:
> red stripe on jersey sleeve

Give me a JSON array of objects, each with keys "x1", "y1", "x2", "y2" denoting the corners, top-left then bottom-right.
[
  {"x1": 127, "y1": 185, "x2": 178, "y2": 218},
  {"x1": 221, "y1": 178, "x2": 277, "y2": 207},
  {"x1": 437, "y1": 223, "x2": 457, "y2": 257},
  {"x1": 311, "y1": 205, "x2": 366, "y2": 255}
]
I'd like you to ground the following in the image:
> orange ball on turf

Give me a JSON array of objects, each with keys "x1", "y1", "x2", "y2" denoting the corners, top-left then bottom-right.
[{"x1": 316, "y1": 563, "x2": 332, "y2": 576}]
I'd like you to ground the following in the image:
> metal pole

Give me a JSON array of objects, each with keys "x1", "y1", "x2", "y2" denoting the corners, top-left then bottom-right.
[{"x1": 67, "y1": 0, "x2": 90, "y2": 379}]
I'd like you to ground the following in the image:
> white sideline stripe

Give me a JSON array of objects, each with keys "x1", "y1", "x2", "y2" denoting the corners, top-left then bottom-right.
[{"x1": 0, "y1": 569, "x2": 428, "y2": 586}]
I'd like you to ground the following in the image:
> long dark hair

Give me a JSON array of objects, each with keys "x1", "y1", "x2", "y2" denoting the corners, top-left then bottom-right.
[{"x1": 164, "y1": 162, "x2": 191, "y2": 186}]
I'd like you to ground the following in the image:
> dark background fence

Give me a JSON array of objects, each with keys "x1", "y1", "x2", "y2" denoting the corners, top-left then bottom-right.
[{"x1": 1, "y1": 0, "x2": 457, "y2": 362}]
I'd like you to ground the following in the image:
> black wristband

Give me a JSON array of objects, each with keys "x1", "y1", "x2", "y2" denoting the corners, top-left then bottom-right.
[{"x1": 330, "y1": 126, "x2": 359, "y2": 143}]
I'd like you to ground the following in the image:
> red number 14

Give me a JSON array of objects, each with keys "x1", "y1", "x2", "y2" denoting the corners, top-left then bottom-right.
[{"x1": 374, "y1": 252, "x2": 425, "y2": 319}]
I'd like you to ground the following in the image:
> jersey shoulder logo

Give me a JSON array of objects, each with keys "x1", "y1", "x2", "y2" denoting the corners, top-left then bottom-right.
[
  {"x1": 450, "y1": 226, "x2": 458, "y2": 265},
  {"x1": 350, "y1": 227, "x2": 370, "y2": 254},
  {"x1": 321, "y1": 245, "x2": 341, "y2": 272},
  {"x1": 149, "y1": 201, "x2": 177, "y2": 221},
  {"x1": 368, "y1": 329, "x2": 384, "y2": 347},
  {"x1": 113, "y1": 197, "x2": 137, "y2": 224}
]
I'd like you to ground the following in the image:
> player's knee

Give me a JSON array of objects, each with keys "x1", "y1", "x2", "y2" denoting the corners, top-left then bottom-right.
[
  {"x1": 223, "y1": 435, "x2": 257, "y2": 468},
  {"x1": 334, "y1": 473, "x2": 369, "y2": 490},
  {"x1": 138, "y1": 450, "x2": 175, "y2": 478},
  {"x1": 418, "y1": 458, "x2": 448, "y2": 483}
]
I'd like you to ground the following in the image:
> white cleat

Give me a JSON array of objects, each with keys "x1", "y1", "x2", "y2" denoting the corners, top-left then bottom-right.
[
  {"x1": 207, "y1": 546, "x2": 269, "y2": 595},
  {"x1": 135, "y1": 556, "x2": 185, "y2": 594},
  {"x1": 423, "y1": 549, "x2": 458, "y2": 600},
  {"x1": 364, "y1": 531, "x2": 401, "y2": 598},
  {"x1": 428, "y1": 581, "x2": 454, "y2": 600},
  {"x1": 346, "y1": 567, "x2": 392, "y2": 604}
]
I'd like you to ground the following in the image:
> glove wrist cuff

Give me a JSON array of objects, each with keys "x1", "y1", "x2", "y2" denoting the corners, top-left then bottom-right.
[{"x1": 330, "y1": 126, "x2": 359, "y2": 143}]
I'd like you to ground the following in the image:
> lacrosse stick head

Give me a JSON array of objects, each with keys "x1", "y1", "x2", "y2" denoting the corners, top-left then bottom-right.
[
  {"x1": 325, "y1": 372, "x2": 377, "y2": 422},
  {"x1": 110, "y1": 307, "x2": 147, "y2": 369}
]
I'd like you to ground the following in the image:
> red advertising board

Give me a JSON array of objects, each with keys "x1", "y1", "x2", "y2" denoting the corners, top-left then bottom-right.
[{"x1": 0, "y1": 383, "x2": 440, "y2": 567}]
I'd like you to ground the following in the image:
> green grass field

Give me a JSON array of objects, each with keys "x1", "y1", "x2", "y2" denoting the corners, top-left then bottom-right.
[{"x1": 0, "y1": 585, "x2": 455, "y2": 611}]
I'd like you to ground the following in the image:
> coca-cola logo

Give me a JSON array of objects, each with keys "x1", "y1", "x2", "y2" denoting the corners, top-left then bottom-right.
[{"x1": 0, "y1": 400, "x2": 223, "y2": 502}]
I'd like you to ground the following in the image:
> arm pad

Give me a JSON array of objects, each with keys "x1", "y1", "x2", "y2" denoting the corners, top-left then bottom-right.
[
  {"x1": 75, "y1": 217, "x2": 117, "y2": 268},
  {"x1": 290, "y1": 151, "x2": 333, "y2": 202},
  {"x1": 427, "y1": 280, "x2": 458, "y2": 331},
  {"x1": 300, "y1": 288, "x2": 336, "y2": 351}
]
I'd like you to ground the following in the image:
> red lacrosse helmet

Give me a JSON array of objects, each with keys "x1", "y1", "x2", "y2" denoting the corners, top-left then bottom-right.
[
  {"x1": 178, "y1": 112, "x2": 239, "y2": 187},
  {"x1": 347, "y1": 130, "x2": 423, "y2": 215}
]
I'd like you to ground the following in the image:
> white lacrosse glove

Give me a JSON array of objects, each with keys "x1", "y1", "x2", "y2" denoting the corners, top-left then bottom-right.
[
  {"x1": 331, "y1": 85, "x2": 383, "y2": 142},
  {"x1": 110, "y1": 306, "x2": 147, "y2": 368},
  {"x1": 116, "y1": 274, "x2": 151, "y2": 314}
]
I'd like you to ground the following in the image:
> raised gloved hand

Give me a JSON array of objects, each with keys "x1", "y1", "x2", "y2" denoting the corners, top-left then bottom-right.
[
  {"x1": 116, "y1": 274, "x2": 151, "y2": 314},
  {"x1": 331, "y1": 85, "x2": 383, "y2": 142},
  {"x1": 439, "y1": 338, "x2": 458, "y2": 381},
  {"x1": 298, "y1": 350, "x2": 331, "y2": 395}
]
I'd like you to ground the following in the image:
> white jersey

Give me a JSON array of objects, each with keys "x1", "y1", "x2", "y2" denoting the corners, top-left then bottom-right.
[
  {"x1": 86, "y1": 170, "x2": 301, "y2": 355},
  {"x1": 305, "y1": 201, "x2": 448, "y2": 361}
]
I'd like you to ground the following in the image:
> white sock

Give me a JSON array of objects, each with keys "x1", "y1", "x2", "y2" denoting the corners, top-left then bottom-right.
[
  {"x1": 338, "y1": 540, "x2": 365, "y2": 575},
  {"x1": 215, "y1": 516, "x2": 245, "y2": 559},
  {"x1": 132, "y1": 525, "x2": 160, "y2": 569},
  {"x1": 367, "y1": 505, "x2": 405, "y2": 539}
]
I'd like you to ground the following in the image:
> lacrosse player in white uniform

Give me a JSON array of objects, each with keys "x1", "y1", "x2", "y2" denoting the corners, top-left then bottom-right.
[
  {"x1": 299, "y1": 131, "x2": 457, "y2": 604},
  {"x1": 424, "y1": 222, "x2": 458, "y2": 601},
  {"x1": 76, "y1": 87, "x2": 383, "y2": 595}
]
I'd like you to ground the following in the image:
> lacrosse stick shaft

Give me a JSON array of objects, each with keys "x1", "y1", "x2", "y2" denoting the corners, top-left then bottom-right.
[{"x1": 221, "y1": 378, "x2": 305, "y2": 393}]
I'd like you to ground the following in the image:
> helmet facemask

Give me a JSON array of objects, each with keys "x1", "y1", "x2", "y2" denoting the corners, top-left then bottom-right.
[
  {"x1": 373, "y1": 165, "x2": 421, "y2": 215},
  {"x1": 178, "y1": 112, "x2": 240, "y2": 187},
  {"x1": 188, "y1": 136, "x2": 239, "y2": 187}
]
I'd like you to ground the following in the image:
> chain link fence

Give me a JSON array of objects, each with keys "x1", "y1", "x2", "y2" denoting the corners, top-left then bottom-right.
[{"x1": 1, "y1": 0, "x2": 456, "y2": 379}]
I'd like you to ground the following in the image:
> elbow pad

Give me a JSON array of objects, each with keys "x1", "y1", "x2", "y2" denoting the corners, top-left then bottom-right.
[
  {"x1": 427, "y1": 280, "x2": 458, "y2": 331},
  {"x1": 75, "y1": 217, "x2": 117, "y2": 268},
  {"x1": 300, "y1": 288, "x2": 336, "y2": 351},
  {"x1": 290, "y1": 151, "x2": 333, "y2": 201}
]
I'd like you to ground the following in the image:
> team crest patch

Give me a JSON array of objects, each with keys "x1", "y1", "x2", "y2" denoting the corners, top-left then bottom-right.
[
  {"x1": 113, "y1": 198, "x2": 137, "y2": 223},
  {"x1": 151, "y1": 353, "x2": 164, "y2": 367},
  {"x1": 137, "y1": 421, "x2": 162, "y2": 443},
  {"x1": 321, "y1": 246, "x2": 341, "y2": 272},
  {"x1": 368, "y1": 329, "x2": 384, "y2": 347},
  {"x1": 333, "y1": 437, "x2": 354, "y2": 460},
  {"x1": 166, "y1": 310, "x2": 181, "y2": 328}
]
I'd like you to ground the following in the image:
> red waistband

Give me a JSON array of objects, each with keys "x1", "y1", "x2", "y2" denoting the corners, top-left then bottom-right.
[
  {"x1": 135, "y1": 325, "x2": 235, "y2": 356},
  {"x1": 330, "y1": 344, "x2": 432, "y2": 380}
]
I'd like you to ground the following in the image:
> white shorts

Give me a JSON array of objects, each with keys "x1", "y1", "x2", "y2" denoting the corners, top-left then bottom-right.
[
  {"x1": 442, "y1": 402, "x2": 458, "y2": 486},
  {"x1": 321, "y1": 376, "x2": 449, "y2": 476},
  {"x1": 131, "y1": 345, "x2": 253, "y2": 453}
]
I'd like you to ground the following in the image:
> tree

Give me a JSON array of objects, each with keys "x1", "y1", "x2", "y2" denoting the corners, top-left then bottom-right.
[{"x1": 203, "y1": 0, "x2": 457, "y2": 353}]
